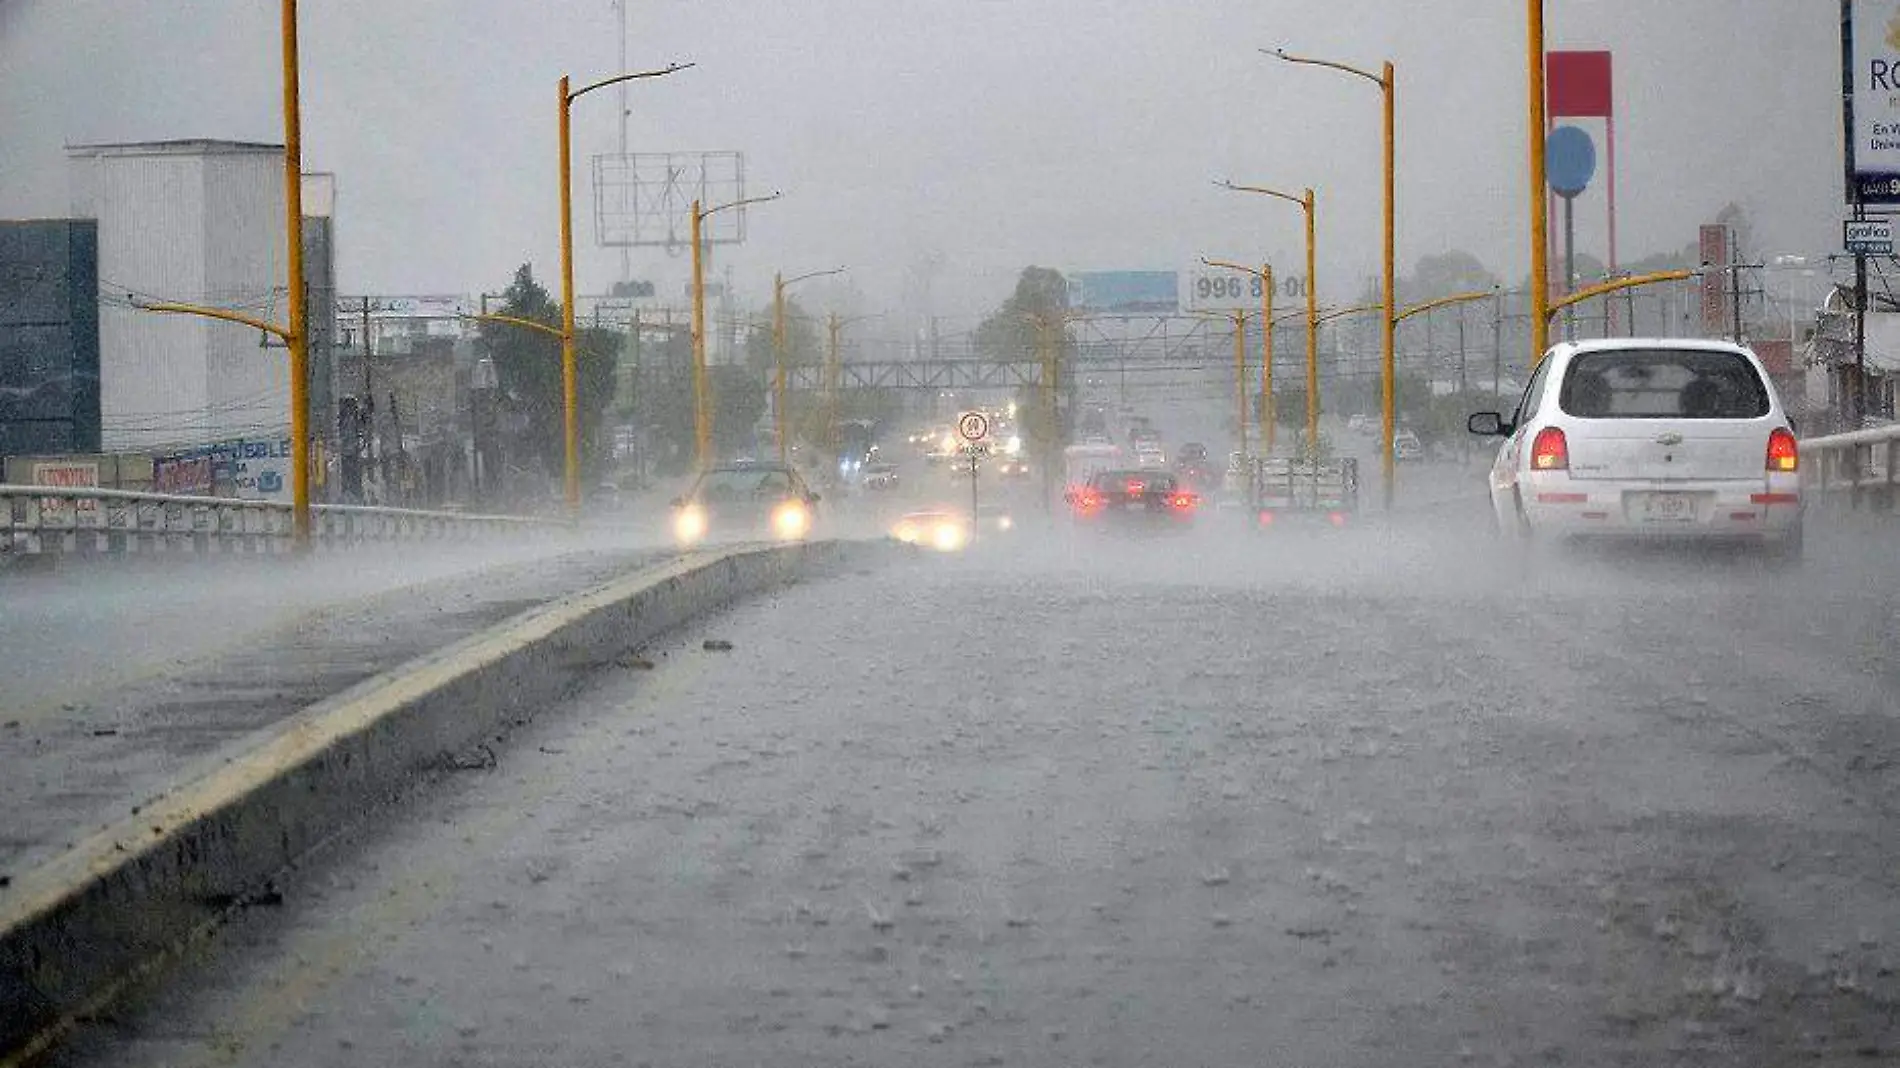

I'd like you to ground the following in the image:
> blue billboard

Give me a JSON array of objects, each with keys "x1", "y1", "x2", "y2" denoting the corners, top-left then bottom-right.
[{"x1": 1067, "y1": 271, "x2": 1179, "y2": 314}]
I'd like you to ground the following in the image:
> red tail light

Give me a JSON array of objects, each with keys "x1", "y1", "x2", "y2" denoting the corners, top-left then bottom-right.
[
  {"x1": 1767, "y1": 427, "x2": 1798, "y2": 473},
  {"x1": 1327, "y1": 511, "x2": 1348, "y2": 528},
  {"x1": 1124, "y1": 479, "x2": 1146, "y2": 496},
  {"x1": 1074, "y1": 491, "x2": 1102, "y2": 512},
  {"x1": 1257, "y1": 511, "x2": 1275, "y2": 527},
  {"x1": 1169, "y1": 492, "x2": 1198, "y2": 510},
  {"x1": 1530, "y1": 427, "x2": 1569, "y2": 472}
]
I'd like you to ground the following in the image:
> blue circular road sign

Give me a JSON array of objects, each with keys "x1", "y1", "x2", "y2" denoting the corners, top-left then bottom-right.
[{"x1": 1546, "y1": 125, "x2": 1597, "y2": 199}]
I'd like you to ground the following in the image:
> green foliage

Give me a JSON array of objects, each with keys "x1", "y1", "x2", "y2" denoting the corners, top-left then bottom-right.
[
  {"x1": 974, "y1": 266, "x2": 1071, "y2": 361},
  {"x1": 977, "y1": 268, "x2": 1076, "y2": 448},
  {"x1": 634, "y1": 355, "x2": 768, "y2": 474},
  {"x1": 479, "y1": 264, "x2": 619, "y2": 477},
  {"x1": 741, "y1": 298, "x2": 822, "y2": 375}
]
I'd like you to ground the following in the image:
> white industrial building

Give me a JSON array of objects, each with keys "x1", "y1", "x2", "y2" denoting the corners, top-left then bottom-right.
[{"x1": 68, "y1": 140, "x2": 292, "y2": 454}]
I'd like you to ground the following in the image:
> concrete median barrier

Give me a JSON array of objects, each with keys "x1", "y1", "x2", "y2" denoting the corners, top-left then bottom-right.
[{"x1": 0, "y1": 538, "x2": 867, "y2": 1059}]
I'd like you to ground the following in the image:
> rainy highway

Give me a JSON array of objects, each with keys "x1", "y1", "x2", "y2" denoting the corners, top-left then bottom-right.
[{"x1": 50, "y1": 510, "x2": 1900, "y2": 1067}]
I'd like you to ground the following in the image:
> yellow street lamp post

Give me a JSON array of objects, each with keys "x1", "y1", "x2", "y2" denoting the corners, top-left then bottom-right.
[
  {"x1": 1220, "y1": 181, "x2": 1320, "y2": 450},
  {"x1": 463, "y1": 312, "x2": 566, "y2": 341},
  {"x1": 558, "y1": 62, "x2": 691, "y2": 514},
  {"x1": 774, "y1": 267, "x2": 846, "y2": 462},
  {"x1": 1526, "y1": 0, "x2": 1552, "y2": 367},
  {"x1": 1188, "y1": 307, "x2": 1252, "y2": 459},
  {"x1": 690, "y1": 192, "x2": 781, "y2": 471},
  {"x1": 822, "y1": 311, "x2": 879, "y2": 458},
  {"x1": 1021, "y1": 309, "x2": 1089, "y2": 508},
  {"x1": 1270, "y1": 49, "x2": 1397, "y2": 508},
  {"x1": 1544, "y1": 270, "x2": 1695, "y2": 323},
  {"x1": 1202, "y1": 258, "x2": 1275, "y2": 457},
  {"x1": 139, "y1": 0, "x2": 312, "y2": 550}
]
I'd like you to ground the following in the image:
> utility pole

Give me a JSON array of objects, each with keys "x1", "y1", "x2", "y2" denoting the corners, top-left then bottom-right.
[
  {"x1": 361, "y1": 296, "x2": 375, "y2": 487},
  {"x1": 1856, "y1": 251, "x2": 1869, "y2": 427},
  {"x1": 1492, "y1": 290, "x2": 1504, "y2": 400},
  {"x1": 826, "y1": 312, "x2": 842, "y2": 456}
]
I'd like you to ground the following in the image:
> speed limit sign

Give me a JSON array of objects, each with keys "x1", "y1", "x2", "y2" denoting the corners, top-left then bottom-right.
[{"x1": 957, "y1": 410, "x2": 991, "y2": 444}]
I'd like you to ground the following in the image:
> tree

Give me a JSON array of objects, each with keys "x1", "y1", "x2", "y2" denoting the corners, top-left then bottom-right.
[
  {"x1": 974, "y1": 266, "x2": 1071, "y2": 360},
  {"x1": 634, "y1": 355, "x2": 768, "y2": 474},
  {"x1": 478, "y1": 264, "x2": 619, "y2": 480},
  {"x1": 976, "y1": 267, "x2": 1076, "y2": 448},
  {"x1": 1401, "y1": 250, "x2": 1501, "y2": 305},
  {"x1": 741, "y1": 299, "x2": 822, "y2": 375}
]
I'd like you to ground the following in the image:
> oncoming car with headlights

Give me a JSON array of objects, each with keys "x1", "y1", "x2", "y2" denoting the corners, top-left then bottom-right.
[
  {"x1": 670, "y1": 462, "x2": 820, "y2": 547},
  {"x1": 1468, "y1": 339, "x2": 1803, "y2": 559},
  {"x1": 891, "y1": 510, "x2": 972, "y2": 552}
]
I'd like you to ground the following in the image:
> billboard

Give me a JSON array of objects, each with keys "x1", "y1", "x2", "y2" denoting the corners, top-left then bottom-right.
[
  {"x1": 1066, "y1": 271, "x2": 1179, "y2": 314},
  {"x1": 1183, "y1": 266, "x2": 1312, "y2": 312},
  {"x1": 152, "y1": 438, "x2": 291, "y2": 501},
  {"x1": 1846, "y1": 0, "x2": 1900, "y2": 203}
]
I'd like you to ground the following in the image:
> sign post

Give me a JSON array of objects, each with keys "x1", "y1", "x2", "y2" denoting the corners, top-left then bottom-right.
[
  {"x1": 956, "y1": 410, "x2": 990, "y2": 538},
  {"x1": 1546, "y1": 125, "x2": 1597, "y2": 342}
]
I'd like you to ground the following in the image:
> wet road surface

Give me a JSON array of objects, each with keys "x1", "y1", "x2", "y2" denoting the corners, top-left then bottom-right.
[{"x1": 50, "y1": 515, "x2": 1900, "y2": 1067}]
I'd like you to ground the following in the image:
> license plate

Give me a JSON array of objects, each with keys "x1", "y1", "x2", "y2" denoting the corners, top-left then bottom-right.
[
  {"x1": 1123, "y1": 500, "x2": 1146, "y2": 511},
  {"x1": 1637, "y1": 492, "x2": 1695, "y2": 523}
]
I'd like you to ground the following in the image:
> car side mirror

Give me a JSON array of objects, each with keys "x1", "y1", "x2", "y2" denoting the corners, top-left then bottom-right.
[{"x1": 1467, "y1": 412, "x2": 1510, "y2": 437}]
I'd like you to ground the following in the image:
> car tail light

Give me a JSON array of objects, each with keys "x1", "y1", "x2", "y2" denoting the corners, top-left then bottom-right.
[
  {"x1": 1257, "y1": 511, "x2": 1275, "y2": 528},
  {"x1": 1327, "y1": 511, "x2": 1348, "y2": 528},
  {"x1": 1124, "y1": 479, "x2": 1145, "y2": 496},
  {"x1": 1530, "y1": 427, "x2": 1569, "y2": 472},
  {"x1": 1169, "y1": 492, "x2": 1197, "y2": 510},
  {"x1": 1767, "y1": 427, "x2": 1798, "y2": 472}
]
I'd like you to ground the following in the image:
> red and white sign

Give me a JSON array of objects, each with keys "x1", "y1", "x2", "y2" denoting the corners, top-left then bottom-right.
[
  {"x1": 32, "y1": 461, "x2": 100, "y2": 527},
  {"x1": 956, "y1": 410, "x2": 991, "y2": 444}
]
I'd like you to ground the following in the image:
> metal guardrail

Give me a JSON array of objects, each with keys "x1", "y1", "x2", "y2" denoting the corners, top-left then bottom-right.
[
  {"x1": 1801, "y1": 425, "x2": 1900, "y2": 510},
  {"x1": 0, "y1": 485, "x2": 571, "y2": 558}
]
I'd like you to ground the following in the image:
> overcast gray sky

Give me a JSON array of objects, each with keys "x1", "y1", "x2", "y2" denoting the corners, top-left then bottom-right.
[{"x1": 0, "y1": 0, "x2": 1841, "y2": 324}]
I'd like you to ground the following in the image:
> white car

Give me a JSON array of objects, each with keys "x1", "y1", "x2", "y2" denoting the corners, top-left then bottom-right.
[
  {"x1": 1393, "y1": 430, "x2": 1425, "y2": 462},
  {"x1": 1467, "y1": 338, "x2": 1802, "y2": 559}
]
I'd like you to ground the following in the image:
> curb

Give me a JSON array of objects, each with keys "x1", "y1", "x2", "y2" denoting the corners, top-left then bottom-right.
[{"x1": 0, "y1": 538, "x2": 865, "y2": 1059}]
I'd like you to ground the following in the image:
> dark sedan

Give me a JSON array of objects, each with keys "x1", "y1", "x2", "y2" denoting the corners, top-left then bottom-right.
[
  {"x1": 1064, "y1": 469, "x2": 1200, "y2": 533},
  {"x1": 670, "y1": 462, "x2": 820, "y2": 546}
]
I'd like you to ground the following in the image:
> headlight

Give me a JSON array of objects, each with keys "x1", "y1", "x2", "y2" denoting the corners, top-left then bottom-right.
[
  {"x1": 772, "y1": 501, "x2": 812, "y2": 540},
  {"x1": 1006, "y1": 435, "x2": 1022, "y2": 455},
  {"x1": 931, "y1": 521, "x2": 967, "y2": 552},
  {"x1": 892, "y1": 520, "x2": 920, "y2": 543},
  {"x1": 996, "y1": 515, "x2": 1013, "y2": 531},
  {"x1": 673, "y1": 505, "x2": 708, "y2": 545}
]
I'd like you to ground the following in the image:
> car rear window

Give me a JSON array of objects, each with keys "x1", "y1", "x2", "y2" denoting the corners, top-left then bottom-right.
[{"x1": 1558, "y1": 349, "x2": 1769, "y2": 419}]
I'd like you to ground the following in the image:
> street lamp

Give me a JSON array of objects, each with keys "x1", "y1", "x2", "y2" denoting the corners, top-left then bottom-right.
[
  {"x1": 775, "y1": 267, "x2": 846, "y2": 462},
  {"x1": 1219, "y1": 180, "x2": 1320, "y2": 451},
  {"x1": 1525, "y1": 0, "x2": 1552, "y2": 367},
  {"x1": 1268, "y1": 48, "x2": 1398, "y2": 507},
  {"x1": 559, "y1": 61, "x2": 692, "y2": 514},
  {"x1": 823, "y1": 311, "x2": 881, "y2": 462},
  {"x1": 691, "y1": 191, "x2": 781, "y2": 470},
  {"x1": 1201, "y1": 257, "x2": 1275, "y2": 458},
  {"x1": 139, "y1": 0, "x2": 313, "y2": 550}
]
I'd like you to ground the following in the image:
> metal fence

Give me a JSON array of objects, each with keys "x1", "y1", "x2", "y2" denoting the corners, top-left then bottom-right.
[
  {"x1": 1800, "y1": 424, "x2": 1900, "y2": 512},
  {"x1": 0, "y1": 485, "x2": 570, "y2": 559}
]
